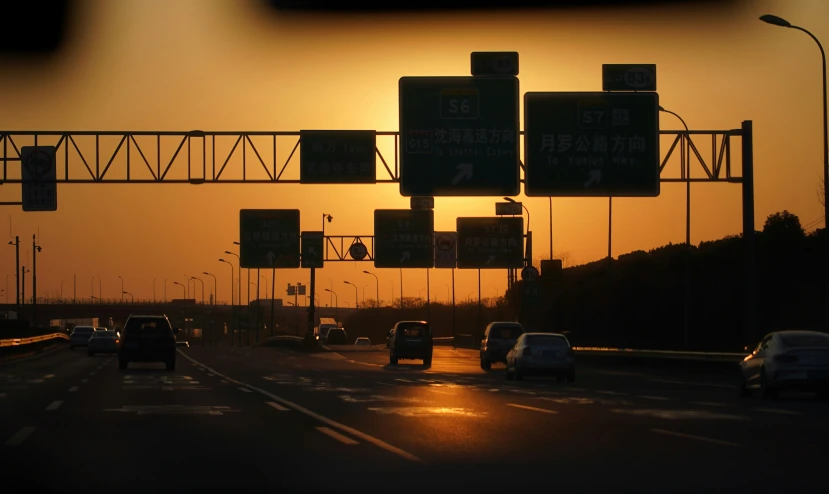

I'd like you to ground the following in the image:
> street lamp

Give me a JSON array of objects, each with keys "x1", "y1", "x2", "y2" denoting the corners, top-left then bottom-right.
[
  {"x1": 504, "y1": 197, "x2": 531, "y2": 264},
  {"x1": 232, "y1": 241, "x2": 249, "y2": 305},
  {"x1": 325, "y1": 288, "x2": 338, "y2": 308},
  {"x1": 173, "y1": 281, "x2": 186, "y2": 298},
  {"x1": 224, "y1": 250, "x2": 242, "y2": 308},
  {"x1": 328, "y1": 277, "x2": 333, "y2": 308},
  {"x1": 190, "y1": 276, "x2": 205, "y2": 305},
  {"x1": 203, "y1": 272, "x2": 217, "y2": 306},
  {"x1": 123, "y1": 291, "x2": 134, "y2": 303},
  {"x1": 118, "y1": 275, "x2": 124, "y2": 302},
  {"x1": 760, "y1": 13, "x2": 829, "y2": 332},
  {"x1": 363, "y1": 270, "x2": 379, "y2": 307},
  {"x1": 219, "y1": 258, "x2": 234, "y2": 305},
  {"x1": 343, "y1": 281, "x2": 358, "y2": 309}
]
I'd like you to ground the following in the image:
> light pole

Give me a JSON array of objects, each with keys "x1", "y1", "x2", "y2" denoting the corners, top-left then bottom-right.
[
  {"x1": 760, "y1": 13, "x2": 829, "y2": 333},
  {"x1": 363, "y1": 270, "x2": 379, "y2": 307},
  {"x1": 660, "y1": 105, "x2": 691, "y2": 350},
  {"x1": 548, "y1": 197, "x2": 553, "y2": 260},
  {"x1": 118, "y1": 275, "x2": 124, "y2": 302},
  {"x1": 203, "y1": 272, "x2": 217, "y2": 306},
  {"x1": 219, "y1": 258, "x2": 234, "y2": 305},
  {"x1": 232, "y1": 241, "x2": 249, "y2": 305},
  {"x1": 328, "y1": 277, "x2": 333, "y2": 308},
  {"x1": 8, "y1": 236, "x2": 20, "y2": 306},
  {"x1": 504, "y1": 197, "x2": 531, "y2": 264},
  {"x1": 388, "y1": 280, "x2": 394, "y2": 306},
  {"x1": 260, "y1": 274, "x2": 267, "y2": 299},
  {"x1": 224, "y1": 251, "x2": 242, "y2": 308},
  {"x1": 173, "y1": 281, "x2": 185, "y2": 298},
  {"x1": 191, "y1": 276, "x2": 205, "y2": 305},
  {"x1": 344, "y1": 281, "x2": 358, "y2": 309},
  {"x1": 325, "y1": 288, "x2": 338, "y2": 319},
  {"x1": 123, "y1": 291, "x2": 134, "y2": 303}
]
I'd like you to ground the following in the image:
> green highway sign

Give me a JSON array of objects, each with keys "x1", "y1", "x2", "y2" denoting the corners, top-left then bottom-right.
[
  {"x1": 399, "y1": 76, "x2": 520, "y2": 197},
  {"x1": 374, "y1": 209, "x2": 435, "y2": 268},
  {"x1": 300, "y1": 130, "x2": 376, "y2": 184},
  {"x1": 524, "y1": 92, "x2": 660, "y2": 197},
  {"x1": 301, "y1": 231, "x2": 324, "y2": 268},
  {"x1": 239, "y1": 209, "x2": 301, "y2": 269},
  {"x1": 457, "y1": 217, "x2": 524, "y2": 269}
]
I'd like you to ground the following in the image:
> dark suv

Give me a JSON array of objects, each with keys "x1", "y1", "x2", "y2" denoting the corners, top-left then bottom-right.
[
  {"x1": 389, "y1": 321, "x2": 433, "y2": 366},
  {"x1": 480, "y1": 321, "x2": 525, "y2": 370},
  {"x1": 118, "y1": 314, "x2": 179, "y2": 371}
]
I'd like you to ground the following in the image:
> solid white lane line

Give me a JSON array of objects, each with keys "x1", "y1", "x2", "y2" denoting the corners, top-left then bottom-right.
[
  {"x1": 43, "y1": 374, "x2": 55, "y2": 379},
  {"x1": 754, "y1": 407, "x2": 803, "y2": 416},
  {"x1": 317, "y1": 426, "x2": 359, "y2": 445},
  {"x1": 650, "y1": 379, "x2": 735, "y2": 389},
  {"x1": 267, "y1": 401, "x2": 290, "y2": 411},
  {"x1": 5, "y1": 427, "x2": 37, "y2": 446},
  {"x1": 640, "y1": 395, "x2": 671, "y2": 401},
  {"x1": 651, "y1": 428, "x2": 743, "y2": 448},
  {"x1": 177, "y1": 350, "x2": 422, "y2": 463},
  {"x1": 45, "y1": 400, "x2": 63, "y2": 411},
  {"x1": 67, "y1": 386, "x2": 79, "y2": 392},
  {"x1": 237, "y1": 387, "x2": 253, "y2": 393},
  {"x1": 507, "y1": 404, "x2": 557, "y2": 414}
]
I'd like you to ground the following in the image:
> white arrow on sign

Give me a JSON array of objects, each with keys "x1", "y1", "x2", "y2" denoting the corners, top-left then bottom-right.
[
  {"x1": 584, "y1": 170, "x2": 602, "y2": 188},
  {"x1": 265, "y1": 251, "x2": 276, "y2": 266},
  {"x1": 400, "y1": 251, "x2": 411, "y2": 263},
  {"x1": 308, "y1": 247, "x2": 318, "y2": 257},
  {"x1": 485, "y1": 255, "x2": 495, "y2": 265},
  {"x1": 451, "y1": 163, "x2": 473, "y2": 185}
]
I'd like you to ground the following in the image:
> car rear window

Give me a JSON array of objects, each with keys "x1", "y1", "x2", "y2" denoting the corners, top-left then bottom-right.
[
  {"x1": 125, "y1": 318, "x2": 172, "y2": 336},
  {"x1": 73, "y1": 327, "x2": 94, "y2": 334},
  {"x1": 489, "y1": 324, "x2": 524, "y2": 339},
  {"x1": 92, "y1": 331, "x2": 116, "y2": 338},
  {"x1": 781, "y1": 333, "x2": 829, "y2": 348},
  {"x1": 526, "y1": 335, "x2": 569, "y2": 347},
  {"x1": 398, "y1": 324, "x2": 429, "y2": 337}
]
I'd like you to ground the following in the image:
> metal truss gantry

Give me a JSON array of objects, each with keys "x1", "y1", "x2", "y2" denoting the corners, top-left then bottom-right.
[{"x1": 0, "y1": 129, "x2": 745, "y2": 186}]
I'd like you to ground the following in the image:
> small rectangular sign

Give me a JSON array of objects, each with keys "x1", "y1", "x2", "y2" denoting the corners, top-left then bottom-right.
[{"x1": 495, "y1": 201, "x2": 522, "y2": 216}]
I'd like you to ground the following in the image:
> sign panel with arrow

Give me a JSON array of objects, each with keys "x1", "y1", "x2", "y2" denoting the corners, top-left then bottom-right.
[
  {"x1": 239, "y1": 209, "x2": 301, "y2": 269},
  {"x1": 374, "y1": 209, "x2": 434, "y2": 268},
  {"x1": 398, "y1": 76, "x2": 520, "y2": 197},
  {"x1": 20, "y1": 145, "x2": 58, "y2": 212},
  {"x1": 301, "y1": 231, "x2": 324, "y2": 268},
  {"x1": 457, "y1": 217, "x2": 524, "y2": 269},
  {"x1": 523, "y1": 91, "x2": 660, "y2": 197}
]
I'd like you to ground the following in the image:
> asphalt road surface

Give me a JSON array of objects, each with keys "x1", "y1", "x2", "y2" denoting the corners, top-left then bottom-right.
[{"x1": 1, "y1": 343, "x2": 827, "y2": 493}]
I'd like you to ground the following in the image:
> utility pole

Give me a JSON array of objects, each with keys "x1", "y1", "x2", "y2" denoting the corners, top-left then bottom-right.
[
  {"x1": 32, "y1": 234, "x2": 42, "y2": 325},
  {"x1": 9, "y1": 236, "x2": 20, "y2": 306}
]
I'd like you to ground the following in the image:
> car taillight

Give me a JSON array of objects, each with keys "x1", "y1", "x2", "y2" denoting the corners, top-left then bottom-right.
[
  {"x1": 115, "y1": 339, "x2": 120, "y2": 343},
  {"x1": 774, "y1": 354, "x2": 798, "y2": 363},
  {"x1": 522, "y1": 347, "x2": 532, "y2": 356}
]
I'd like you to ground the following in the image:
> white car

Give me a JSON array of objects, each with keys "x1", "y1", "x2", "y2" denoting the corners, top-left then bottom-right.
[
  {"x1": 354, "y1": 337, "x2": 372, "y2": 346},
  {"x1": 506, "y1": 332, "x2": 575, "y2": 382},
  {"x1": 739, "y1": 330, "x2": 829, "y2": 399}
]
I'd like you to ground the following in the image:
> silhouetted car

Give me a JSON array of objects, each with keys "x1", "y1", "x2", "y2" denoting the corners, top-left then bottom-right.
[
  {"x1": 480, "y1": 321, "x2": 525, "y2": 370},
  {"x1": 389, "y1": 321, "x2": 432, "y2": 366},
  {"x1": 326, "y1": 328, "x2": 347, "y2": 345},
  {"x1": 87, "y1": 330, "x2": 120, "y2": 356},
  {"x1": 118, "y1": 314, "x2": 179, "y2": 371},
  {"x1": 69, "y1": 326, "x2": 96, "y2": 350},
  {"x1": 739, "y1": 330, "x2": 829, "y2": 399},
  {"x1": 506, "y1": 332, "x2": 575, "y2": 382}
]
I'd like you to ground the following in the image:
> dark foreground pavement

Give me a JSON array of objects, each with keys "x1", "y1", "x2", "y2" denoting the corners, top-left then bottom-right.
[{"x1": 2, "y1": 343, "x2": 827, "y2": 493}]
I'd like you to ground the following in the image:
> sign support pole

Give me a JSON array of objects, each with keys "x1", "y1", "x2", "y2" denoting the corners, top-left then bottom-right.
[
  {"x1": 451, "y1": 268, "x2": 456, "y2": 348},
  {"x1": 270, "y1": 268, "x2": 276, "y2": 340},
  {"x1": 426, "y1": 269, "x2": 431, "y2": 322},
  {"x1": 477, "y1": 269, "x2": 482, "y2": 347},
  {"x1": 307, "y1": 268, "x2": 317, "y2": 346}
]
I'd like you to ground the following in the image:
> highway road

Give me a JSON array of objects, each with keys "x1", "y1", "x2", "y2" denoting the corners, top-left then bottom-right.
[{"x1": 1, "y1": 343, "x2": 827, "y2": 493}]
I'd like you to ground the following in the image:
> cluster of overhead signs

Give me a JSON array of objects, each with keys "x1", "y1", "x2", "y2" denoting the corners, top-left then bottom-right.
[{"x1": 238, "y1": 53, "x2": 659, "y2": 274}]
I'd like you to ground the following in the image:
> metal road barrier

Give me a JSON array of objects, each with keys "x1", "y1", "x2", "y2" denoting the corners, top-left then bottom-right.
[{"x1": 0, "y1": 332, "x2": 69, "y2": 348}]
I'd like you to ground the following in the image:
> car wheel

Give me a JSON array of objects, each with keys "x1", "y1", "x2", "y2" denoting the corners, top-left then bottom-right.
[
  {"x1": 567, "y1": 370, "x2": 576, "y2": 383},
  {"x1": 505, "y1": 365, "x2": 514, "y2": 381},
  {"x1": 390, "y1": 355, "x2": 398, "y2": 365},
  {"x1": 88, "y1": 350, "x2": 94, "y2": 357},
  {"x1": 423, "y1": 357, "x2": 432, "y2": 367},
  {"x1": 166, "y1": 359, "x2": 176, "y2": 371},
  {"x1": 480, "y1": 358, "x2": 491, "y2": 371},
  {"x1": 514, "y1": 366, "x2": 523, "y2": 381},
  {"x1": 118, "y1": 359, "x2": 128, "y2": 370}
]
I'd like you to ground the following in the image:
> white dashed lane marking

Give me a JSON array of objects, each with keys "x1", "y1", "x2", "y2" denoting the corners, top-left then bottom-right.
[
  {"x1": 237, "y1": 387, "x2": 252, "y2": 393},
  {"x1": 4, "y1": 427, "x2": 37, "y2": 446},
  {"x1": 45, "y1": 400, "x2": 63, "y2": 411},
  {"x1": 68, "y1": 386, "x2": 79, "y2": 392},
  {"x1": 267, "y1": 401, "x2": 290, "y2": 411},
  {"x1": 507, "y1": 404, "x2": 557, "y2": 414},
  {"x1": 651, "y1": 428, "x2": 743, "y2": 448}
]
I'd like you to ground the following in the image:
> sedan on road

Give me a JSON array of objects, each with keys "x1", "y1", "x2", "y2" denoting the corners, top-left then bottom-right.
[
  {"x1": 68, "y1": 326, "x2": 96, "y2": 350},
  {"x1": 354, "y1": 337, "x2": 372, "y2": 346},
  {"x1": 739, "y1": 330, "x2": 829, "y2": 399},
  {"x1": 506, "y1": 332, "x2": 575, "y2": 382},
  {"x1": 87, "y1": 330, "x2": 120, "y2": 356}
]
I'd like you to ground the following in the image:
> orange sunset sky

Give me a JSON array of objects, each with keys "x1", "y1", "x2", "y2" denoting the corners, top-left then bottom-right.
[{"x1": 1, "y1": 0, "x2": 827, "y2": 307}]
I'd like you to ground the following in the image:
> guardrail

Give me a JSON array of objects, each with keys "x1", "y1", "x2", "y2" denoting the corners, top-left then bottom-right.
[{"x1": 0, "y1": 332, "x2": 69, "y2": 348}]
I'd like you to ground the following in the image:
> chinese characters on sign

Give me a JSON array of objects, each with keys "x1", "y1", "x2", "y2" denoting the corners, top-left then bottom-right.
[
  {"x1": 399, "y1": 76, "x2": 520, "y2": 196},
  {"x1": 457, "y1": 217, "x2": 524, "y2": 269},
  {"x1": 239, "y1": 209, "x2": 301, "y2": 269},
  {"x1": 524, "y1": 92, "x2": 660, "y2": 197},
  {"x1": 300, "y1": 130, "x2": 376, "y2": 184},
  {"x1": 374, "y1": 209, "x2": 435, "y2": 268}
]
